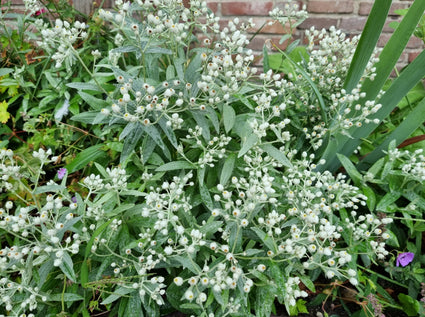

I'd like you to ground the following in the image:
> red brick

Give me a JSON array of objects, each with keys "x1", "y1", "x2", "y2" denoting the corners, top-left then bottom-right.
[
  {"x1": 408, "y1": 51, "x2": 421, "y2": 63},
  {"x1": 206, "y1": 2, "x2": 218, "y2": 13},
  {"x1": 307, "y1": 1, "x2": 354, "y2": 14},
  {"x1": 339, "y1": 17, "x2": 367, "y2": 31},
  {"x1": 378, "y1": 33, "x2": 392, "y2": 47},
  {"x1": 359, "y1": 1, "x2": 411, "y2": 16},
  {"x1": 358, "y1": 2, "x2": 372, "y2": 16},
  {"x1": 246, "y1": 17, "x2": 292, "y2": 34},
  {"x1": 407, "y1": 36, "x2": 423, "y2": 48},
  {"x1": 379, "y1": 33, "x2": 423, "y2": 49},
  {"x1": 221, "y1": 1, "x2": 274, "y2": 16},
  {"x1": 298, "y1": 17, "x2": 339, "y2": 30}
]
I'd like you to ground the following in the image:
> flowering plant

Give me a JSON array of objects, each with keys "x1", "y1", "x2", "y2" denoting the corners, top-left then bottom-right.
[{"x1": 1, "y1": 0, "x2": 425, "y2": 316}]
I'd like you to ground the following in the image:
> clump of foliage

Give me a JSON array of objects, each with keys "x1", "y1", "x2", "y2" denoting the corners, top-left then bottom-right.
[{"x1": 1, "y1": 0, "x2": 425, "y2": 316}]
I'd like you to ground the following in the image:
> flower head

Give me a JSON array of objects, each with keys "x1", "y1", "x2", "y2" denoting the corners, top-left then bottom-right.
[
  {"x1": 57, "y1": 168, "x2": 67, "y2": 180},
  {"x1": 396, "y1": 252, "x2": 414, "y2": 267}
]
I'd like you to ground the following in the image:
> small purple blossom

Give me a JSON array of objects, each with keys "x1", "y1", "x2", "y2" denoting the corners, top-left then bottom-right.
[
  {"x1": 57, "y1": 168, "x2": 67, "y2": 180},
  {"x1": 71, "y1": 196, "x2": 77, "y2": 203},
  {"x1": 396, "y1": 252, "x2": 414, "y2": 267}
]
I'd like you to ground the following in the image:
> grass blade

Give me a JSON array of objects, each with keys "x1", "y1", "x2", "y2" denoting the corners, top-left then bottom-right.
[
  {"x1": 361, "y1": 0, "x2": 425, "y2": 101},
  {"x1": 358, "y1": 96, "x2": 425, "y2": 169},
  {"x1": 344, "y1": 0, "x2": 391, "y2": 93}
]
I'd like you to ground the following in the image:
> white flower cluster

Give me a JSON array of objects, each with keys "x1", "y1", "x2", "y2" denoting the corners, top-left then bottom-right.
[
  {"x1": 0, "y1": 149, "x2": 20, "y2": 192},
  {"x1": 283, "y1": 276, "x2": 308, "y2": 307},
  {"x1": 0, "y1": 278, "x2": 46, "y2": 314},
  {"x1": 305, "y1": 26, "x2": 379, "y2": 95},
  {"x1": 37, "y1": 19, "x2": 88, "y2": 68},
  {"x1": 269, "y1": 0, "x2": 308, "y2": 29},
  {"x1": 208, "y1": 149, "x2": 394, "y2": 294},
  {"x1": 183, "y1": 126, "x2": 232, "y2": 168},
  {"x1": 0, "y1": 150, "x2": 84, "y2": 315},
  {"x1": 23, "y1": 0, "x2": 41, "y2": 15},
  {"x1": 82, "y1": 166, "x2": 127, "y2": 193},
  {"x1": 99, "y1": 1, "x2": 259, "y2": 130},
  {"x1": 389, "y1": 148, "x2": 425, "y2": 182},
  {"x1": 175, "y1": 261, "x2": 253, "y2": 304},
  {"x1": 141, "y1": 173, "x2": 194, "y2": 236}
]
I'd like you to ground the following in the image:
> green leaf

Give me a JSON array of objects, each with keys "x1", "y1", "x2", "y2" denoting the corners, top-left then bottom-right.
[
  {"x1": 145, "y1": 47, "x2": 173, "y2": 55},
  {"x1": 367, "y1": 157, "x2": 385, "y2": 179},
  {"x1": 192, "y1": 110, "x2": 210, "y2": 141},
  {"x1": 398, "y1": 293, "x2": 420, "y2": 316},
  {"x1": 59, "y1": 251, "x2": 76, "y2": 282},
  {"x1": 144, "y1": 124, "x2": 166, "y2": 150},
  {"x1": 220, "y1": 153, "x2": 236, "y2": 185},
  {"x1": 0, "y1": 68, "x2": 13, "y2": 77},
  {"x1": 94, "y1": 162, "x2": 109, "y2": 178},
  {"x1": 251, "y1": 227, "x2": 276, "y2": 253},
  {"x1": 173, "y1": 255, "x2": 202, "y2": 274},
  {"x1": 206, "y1": 106, "x2": 220, "y2": 133},
  {"x1": 0, "y1": 101, "x2": 10, "y2": 123},
  {"x1": 260, "y1": 144, "x2": 293, "y2": 168},
  {"x1": 81, "y1": 217, "x2": 116, "y2": 286},
  {"x1": 37, "y1": 259, "x2": 54, "y2": 289},
  {"x1": 384, "y1": 229, "x2": 400, "y2": 248},
  {"x1": 336, "y1": 153, "x2": 362, "y2": 187},
  {"x1": 223, "y1": 104, "x2": 236, "y2": 133},
  {"x1": 185, "y1": 52, "x2": 202, "y2": 83},
  {"x1": 362, "y1": 185, "x2": 376, "y2": 211},
  {"x1": 200, "y1": 184, "x2": 214, "y2": 211},
  {"x1": 158, "y1": 116, "x2": 178, "y2": 148},
  {"x1": 34, "y1": 184, "x2": 66, "y2": 194},
  {"x1": 101, "y1": 287, "x2": 134, "y2": 305},
  {"x1": 269, "y1": 261, "x2": 286, "y2": 303},
  {"x1": 121, "y1": 122, "x2": 144, "y2": 163},
  {"x1": 268, "y1": 46, "x2": 309, "y2": 74},
  {"x1": 179, "y1": 303, "x2": 202, "y2": 310},
  {"x1": 199, "y1": 221, "x2": 223, "y2": 237},
  {"x1": 166, "y1": 65, "x2": 175, "y2": 80},
  {"x1": 65, "y1": 144, "x2": 105, "y2": 173},
  {"x1": 255, "y1": 285, "x2": 275, "y2": 317},
  {"x1": 67, "y1": 82, "x2": 102, "y2": 92},
  {"x1": 155, "y1": 161, "x2": 195, "y2": 172},
  {"x1": 376, "y1": 192, "x2": 401, "y2": 212},
  {"x1": 49, "y1": 293, "x2": 84, "y2": 302},
  {"x1": 299, "y1": 275, "x2": 316, "y2": 293},
  {"x1": 70, "y1": 111, "x2": 100, "y2": 124},
  {"x1": 106, "y1": 203, "x2": 135, "y2": 217},
  {"x1": 112, "y1": 45, "x2": 138, "y2": 54},
  {"x1": 296, "y1": 299, "x2": 308, "y2": 314},
  {"x1": 238, "y1": 134, "x2": 258, "y2": 158},
  {"x1": 78, "y1": 91, "x2": 108, "y2": 111}
]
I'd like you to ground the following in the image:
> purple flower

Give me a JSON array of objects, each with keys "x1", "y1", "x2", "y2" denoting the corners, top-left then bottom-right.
[
  {"x1": 57, "y1": 168, "x2": 67, "y2": 180},
  {"x1": 71, "y1": 196, "x2": 77, "y2": 203},
  {"x1": 396, "y1": 252, "x2": 414, "y2": 267}
]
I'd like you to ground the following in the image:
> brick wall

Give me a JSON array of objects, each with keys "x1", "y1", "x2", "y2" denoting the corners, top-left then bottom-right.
[{"x1": 5, "y1": 0, "x2": 424, "y2": 67}]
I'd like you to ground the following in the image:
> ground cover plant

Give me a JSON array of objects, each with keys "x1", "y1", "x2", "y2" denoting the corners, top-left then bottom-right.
[{"x1": 1, "y1": 0, "x2": 425, "y2": 316}]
